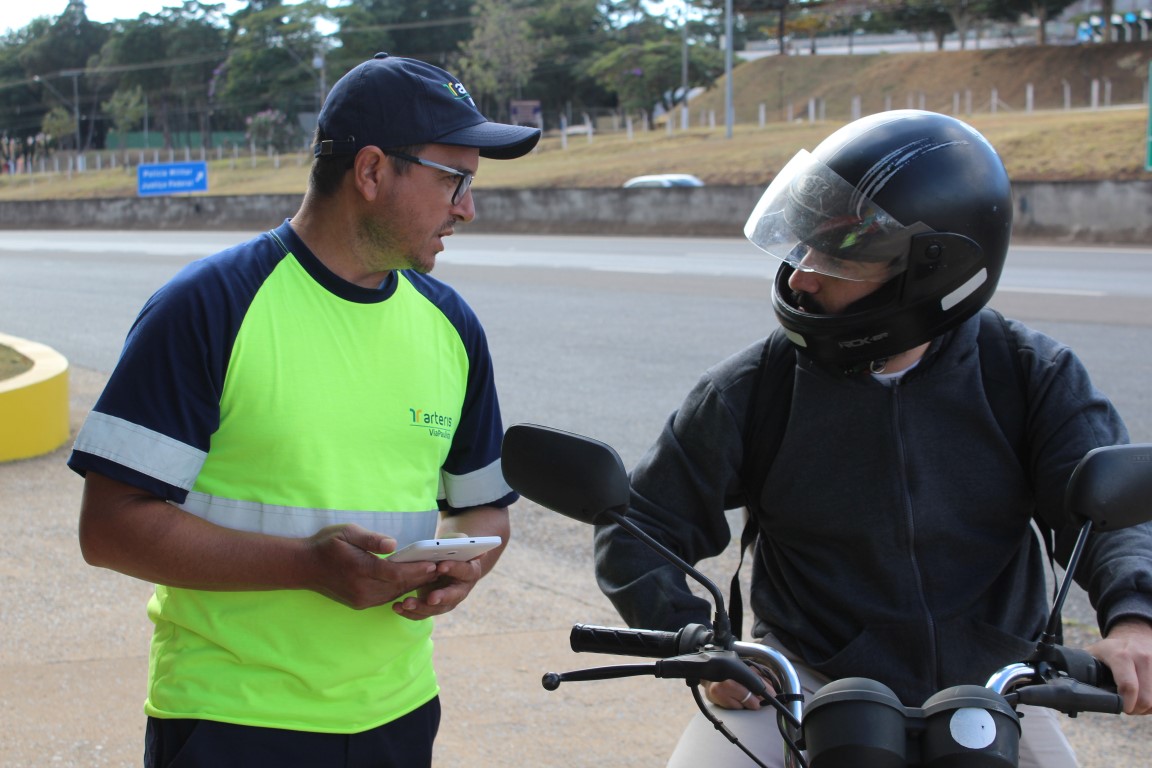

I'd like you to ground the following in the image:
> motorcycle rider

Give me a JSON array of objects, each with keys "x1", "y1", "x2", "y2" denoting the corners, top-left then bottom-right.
[{"x1": 594, "y1": 110, "x2": 1152, "y2": 767}]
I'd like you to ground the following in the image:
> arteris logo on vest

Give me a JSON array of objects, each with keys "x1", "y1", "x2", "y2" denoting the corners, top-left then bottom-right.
[{"x1": 409, "y1": 408, "x2": 455, "y2": 440}]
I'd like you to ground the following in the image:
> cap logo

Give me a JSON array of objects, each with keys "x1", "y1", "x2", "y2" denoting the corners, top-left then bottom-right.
[{"x1": 442, "y1": 81, "x2": 474, "y2": 104}]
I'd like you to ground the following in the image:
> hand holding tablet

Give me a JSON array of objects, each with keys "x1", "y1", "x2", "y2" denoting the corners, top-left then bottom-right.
[{"x1": 386, "y1": 536, "x2": 502, "y2": 563}]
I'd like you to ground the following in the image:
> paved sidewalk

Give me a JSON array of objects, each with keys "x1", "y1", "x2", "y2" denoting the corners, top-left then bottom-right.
[{"x1": 0, "y1": 366, "x2": 1146, "y2": 766}]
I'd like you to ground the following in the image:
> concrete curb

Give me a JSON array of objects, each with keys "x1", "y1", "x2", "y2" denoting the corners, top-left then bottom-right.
[{"x1": 0, "y1": 332, "x2": 69, "y2": 462}]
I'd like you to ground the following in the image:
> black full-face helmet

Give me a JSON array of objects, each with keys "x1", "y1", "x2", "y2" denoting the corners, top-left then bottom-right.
[{"x1": 744, "y1": 110, "x2": 1013, "y2": 371}]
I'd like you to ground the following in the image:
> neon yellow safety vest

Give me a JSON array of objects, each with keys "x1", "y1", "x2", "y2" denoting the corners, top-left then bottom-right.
[{"x1": 70, "y1": 222, "x2": 514, "y2": 732}]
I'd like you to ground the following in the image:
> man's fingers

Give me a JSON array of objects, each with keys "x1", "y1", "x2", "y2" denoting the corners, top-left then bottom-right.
[{"x1": 705, "y1": 680, "x2": 761, "y2": 710}]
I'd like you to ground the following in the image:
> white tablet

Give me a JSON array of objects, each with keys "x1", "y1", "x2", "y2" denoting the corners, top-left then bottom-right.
[{"x1": 387, "y1": 536, "x2": 502, "y2": 563}]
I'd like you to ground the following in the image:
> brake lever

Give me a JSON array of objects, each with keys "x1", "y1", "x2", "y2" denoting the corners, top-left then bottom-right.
[
  {"x1": 1006, "y1": 677, "x2": 1123, "y2": 716},
  {"x1": 541, "y1": 650, "x2": 765, "y2": 693},
  {"x1": 656, "y1": 650, "x2": 771, "y2": 696},
  {"x1": 541, "y1": 663, "x2": 658, "y2": 690},
  {"x1": 658, "y1": 650, "x2": 803, "y2": 730}
]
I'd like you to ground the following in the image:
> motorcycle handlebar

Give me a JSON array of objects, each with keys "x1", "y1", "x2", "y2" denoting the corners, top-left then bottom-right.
[
  {"x1": 988, "y1": 647, "x2": 1121, "y2": 716},
  {"x1": 565, "y1": 624, "x2": 1121, "y2": 719},
  {"x1": 550, "y1": 626, "x2": 1121, "y2": 768},
  {"x1": 1035, "y1": 644, "x2": 1115, "y2": 690},
  {"x1": 569, "y1": 622, "x2": 713, "y2": 659}
]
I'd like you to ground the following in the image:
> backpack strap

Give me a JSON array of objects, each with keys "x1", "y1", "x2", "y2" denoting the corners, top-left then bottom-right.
[
  {"x1": 731, "y1": 330, "x2": 797, "y2": 639},
  {"x1": 976, "y1": 308, "x2": 1060, "y2": 636},
  {"x1": 976, "y1": 307, "x2": 1028, "y2": 458}
]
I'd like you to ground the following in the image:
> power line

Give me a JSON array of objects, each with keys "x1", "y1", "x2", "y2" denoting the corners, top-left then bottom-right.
[
  {"x1": 338, "y1": 16, "x2": 475, "y2": 34},
  {"x1": 0, "y1": 52, "x2": 227, "y2": 94}
]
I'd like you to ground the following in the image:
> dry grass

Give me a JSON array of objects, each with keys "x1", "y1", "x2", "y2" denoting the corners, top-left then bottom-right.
[
  {"x1": 484, "y1": 107, "x2": 1150, "y2": 188},
  {"x1": 1, "y1": 42, "x2": 1149, "y2": 201}
]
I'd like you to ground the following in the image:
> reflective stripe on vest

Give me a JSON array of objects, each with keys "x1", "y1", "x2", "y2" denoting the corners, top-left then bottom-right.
[{"x1": 179, "y1": 491, "x2": 439, "y2": 543}]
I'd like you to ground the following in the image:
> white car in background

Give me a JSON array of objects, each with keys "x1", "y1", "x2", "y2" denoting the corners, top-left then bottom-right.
[{"x1": 622, "y1": 173, "x2": 705, "y2": 188}]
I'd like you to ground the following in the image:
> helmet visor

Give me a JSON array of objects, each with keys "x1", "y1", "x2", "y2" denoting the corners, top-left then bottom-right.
[{"x1": 744, "y1": 150, "x2": 928, "y2": 283}]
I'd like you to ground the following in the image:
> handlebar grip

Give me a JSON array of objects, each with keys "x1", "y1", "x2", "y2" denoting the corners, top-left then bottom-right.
[
  {"x1": 1048, "y1": 646, "x2": 1116, "y2": 690},
  {"x1": 569, "y1": 623, "x2": 687, "y2": 658},
  {"x1": 1090, "y1": 656, "x2": 1115, "y2": 691}
]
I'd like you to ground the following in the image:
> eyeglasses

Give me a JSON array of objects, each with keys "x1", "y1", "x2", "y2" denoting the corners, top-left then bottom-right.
[{"x1": 382, "y1": 150, "x2": 473, "y2": 205}]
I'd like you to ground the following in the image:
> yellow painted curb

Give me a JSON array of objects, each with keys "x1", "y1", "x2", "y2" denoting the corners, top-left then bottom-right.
[{"x1": 0, "y1": 332, "x2": 70, "y2": 462}]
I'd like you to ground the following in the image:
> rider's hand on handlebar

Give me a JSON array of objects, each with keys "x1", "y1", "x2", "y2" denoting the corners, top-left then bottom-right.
[
  {"x1": 704, "y1": 673, "x2": 776, "y2": 711},
  {"x1": 1085, "y1": 617, "x2": 1152, "y2": 715}
]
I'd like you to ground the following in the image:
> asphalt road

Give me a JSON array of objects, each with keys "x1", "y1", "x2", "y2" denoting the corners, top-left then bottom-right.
[{"x1": 1, "y1": 232, "x2": 1150, "y2": 766}]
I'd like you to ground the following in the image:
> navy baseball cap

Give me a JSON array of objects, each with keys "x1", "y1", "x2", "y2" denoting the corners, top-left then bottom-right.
[{"x1": 313, "y1": 53, "x2": 541, "y2": 161}]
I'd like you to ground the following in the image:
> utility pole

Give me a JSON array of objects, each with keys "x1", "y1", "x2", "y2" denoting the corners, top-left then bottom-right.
[
  {"x1": 725, "y1": 0, "x2": 733, "y2": 139},
  {"x1": 62, "y1": 69, "x2": 84, "y2": 154},
  {"x1": 33, "y1": 70, "x2": 83, "y2": 155},
  {"x1": 681, "y1": 1, "x2": 689, "y2": 130}
]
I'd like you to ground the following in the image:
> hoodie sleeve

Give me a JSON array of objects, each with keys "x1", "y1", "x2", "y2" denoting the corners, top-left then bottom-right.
[
  {"x1": 594, "y1": 341, "x2": 765, "y2": 632},
  {"x1": 1016, "y1": 321, "x2": 1152, "y2": 633}
]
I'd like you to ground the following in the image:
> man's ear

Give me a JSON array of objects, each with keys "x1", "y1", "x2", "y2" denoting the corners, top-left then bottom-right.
[{"x1": 352, "y1": 147, "x2": 389, "y2": 201}]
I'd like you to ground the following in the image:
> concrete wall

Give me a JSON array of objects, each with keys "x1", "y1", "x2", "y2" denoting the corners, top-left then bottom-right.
[
  {"x1": 1011, "y1": 181, "x2": 1152, "y2": 244},
  {"x1": 1, "y1": 181, "x2": 1150, "y2": 244}
]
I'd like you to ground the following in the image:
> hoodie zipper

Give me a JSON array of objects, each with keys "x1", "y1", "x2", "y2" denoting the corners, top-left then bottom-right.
[{"x1": 890, "y1": 380, "x2": 940, "y2": 695}]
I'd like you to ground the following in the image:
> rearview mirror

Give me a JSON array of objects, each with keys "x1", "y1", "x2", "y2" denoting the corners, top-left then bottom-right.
[
  {"x1": 1064, "y1": 443, "x2": 1152, "y2": 531},
  {"x1": 501, "y1": 424, "x2": 630, "y2": 525}
]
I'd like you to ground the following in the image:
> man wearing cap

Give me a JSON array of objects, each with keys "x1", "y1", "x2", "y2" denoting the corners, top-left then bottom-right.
[{"x1": 68, "y1": 53, "x2": 541, "y2": 767}]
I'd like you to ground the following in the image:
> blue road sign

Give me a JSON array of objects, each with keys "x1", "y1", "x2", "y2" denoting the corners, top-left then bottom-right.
[{"x1": 137, "y1": 162, "x2": 209, "y2": 196}]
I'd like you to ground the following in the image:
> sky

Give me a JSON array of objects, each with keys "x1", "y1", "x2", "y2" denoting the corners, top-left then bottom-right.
[
  {"x1": 3, "y1": 0, "x2": 691, "y2": 35},
  {"x1": 3, "y1": 0, "x2": 687, "y2": 36},
  {"x1": 1, "y1": 1, "x2": 249, "y2": 34}
]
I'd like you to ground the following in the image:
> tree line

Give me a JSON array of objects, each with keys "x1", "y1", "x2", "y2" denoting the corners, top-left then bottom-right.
[{"x1": 0, "y1": 0, "x2": 1105, "y2": 169}]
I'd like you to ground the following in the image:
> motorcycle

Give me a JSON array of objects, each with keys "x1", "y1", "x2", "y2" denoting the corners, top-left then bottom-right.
[{"x1": 501, "y1": 423, "x2": 1152, "y2": 767}]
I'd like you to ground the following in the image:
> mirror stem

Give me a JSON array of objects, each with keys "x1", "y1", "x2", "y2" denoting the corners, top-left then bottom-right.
[
  {"x1": 606, "y1": 509, "x2": 734, "y2": 646},
  {"x1": 1039, "y1": 519, "x2": 1093, "y2": 648}
]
